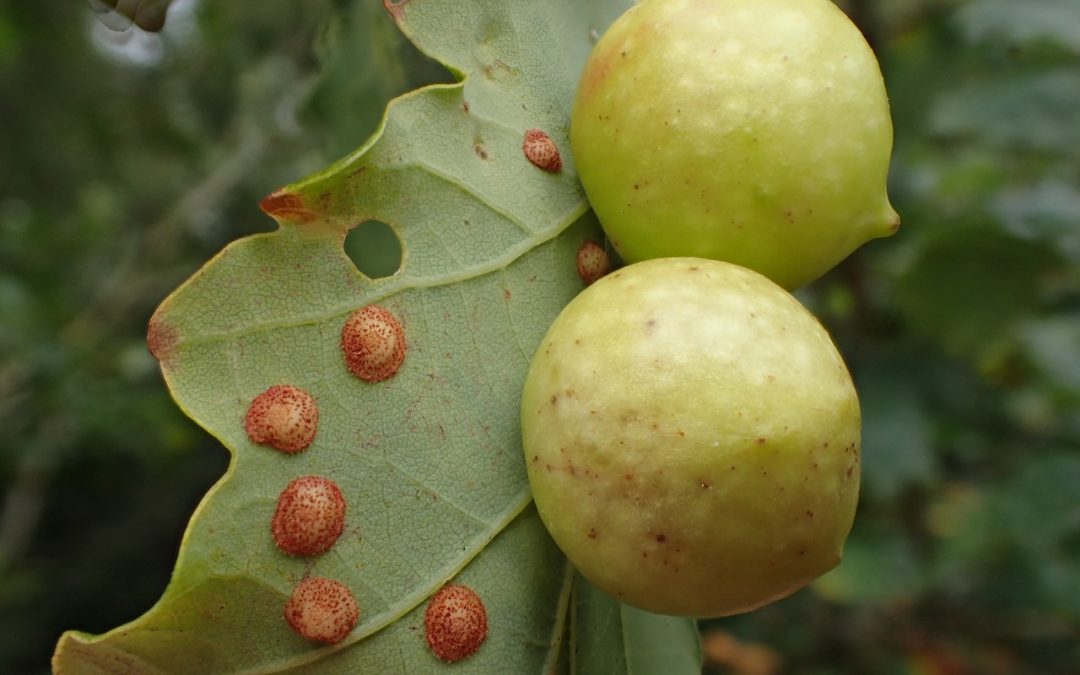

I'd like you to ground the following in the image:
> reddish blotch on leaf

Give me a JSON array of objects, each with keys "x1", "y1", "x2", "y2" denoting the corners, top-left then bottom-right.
[
  {"x1": 341, "y1": 304, "x2": 406, "y2": 382},
  {"x1": 284, "y1": 576, "x2": 359, "y2": 644},
  {"x1": 245, "y1": 385, "x2": 319, "y2": 454},
  {"x1": 271, "y1": 475, "x2": 346, "y2": 557},
  {"x1": 145, "y1": 312, "x2": 178, "y2": 364},
  {"x1": 424, "y1": 584, "x2": 489, "y2": 662},
  {"x1": 576, "y1": 240, "x2": 611, "y2": 285},
  {"x1": 523, "y1": 129, "x2": 562, "y2": 172},
  {"x1": 259, "y1": 189, "x2": 319, "y2": 224}
]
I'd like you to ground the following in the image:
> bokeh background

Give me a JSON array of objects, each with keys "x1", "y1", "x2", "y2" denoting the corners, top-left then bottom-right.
[{"x1": 1, "y1": 1, "x2": 1077, "y2": 673}]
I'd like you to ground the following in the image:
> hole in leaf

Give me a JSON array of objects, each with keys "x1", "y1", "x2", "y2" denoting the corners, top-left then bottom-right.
[{"x1": 344, "y1": 220, "x2": 402, "y2": 279}]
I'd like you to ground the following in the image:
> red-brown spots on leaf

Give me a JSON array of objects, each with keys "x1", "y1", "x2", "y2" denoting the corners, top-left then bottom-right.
[
  {"x1": 576, "y1": 240, "x2": 611, "y2": 285},
  {"x1": 424, "y1": 584, "x2": 488, "y2": 662},
  {"x1": 146, "y1": 312, "x2": 178, "y2": 365},
  {"x1": 523, "y1": 129, "x2": 562, "y2": 172},
  {"x1": 341, "y1": 304, "x2": 406, "y2": 382},
  {"x1": 245, "y1": 385, "x2": 319, "y2": 454},
  {"x1": 259, "y1": 189, "x2": 318, "y2": 224},
  {"x1": 271, "y1": 475, "x2": 346, "y2": 557},
  {"x1": 284, "y1": 576, "x2": 359, "y2": 644}
]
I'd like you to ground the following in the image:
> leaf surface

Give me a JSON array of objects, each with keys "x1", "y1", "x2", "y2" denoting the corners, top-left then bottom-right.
[{"x1": 53, "y1": 1, "x2": 701, "y2": 673}]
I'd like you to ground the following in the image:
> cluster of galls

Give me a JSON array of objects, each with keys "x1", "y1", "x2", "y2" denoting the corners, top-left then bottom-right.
[{"x1": 243, "y1": 304, "x2": 488, "y2": 660}]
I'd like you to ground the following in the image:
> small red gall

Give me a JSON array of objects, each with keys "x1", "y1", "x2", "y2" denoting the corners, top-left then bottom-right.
[
  {"x1": 576, "y1": 240, "x2": 611, "y2": 285},
  {"x1": 284, "y1": 576, "x2": 359, "y2": 644},
  {"x1": 341, "y1": 304, "x2": 406, "y2": 382},
  {"x1": 245, "y1": 384, "x2": 319, "y2": 454},
  {"x1": 424, "y1": 584, "x2": 488, "y2": 662},
  {"x1": 523, "y1": 128, "x2": 562, "y2": 172},
  {"x1": 272, "y1": 475, "x2": 346, "y2": 557}
]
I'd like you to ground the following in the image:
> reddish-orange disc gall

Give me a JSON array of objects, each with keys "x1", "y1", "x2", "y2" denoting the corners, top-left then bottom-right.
[
  {"x1": 271, "y1": 475, "x2": 347, "y2": 557},
  {"x1": 341, "y1": 304, "x2": 406, "y2": 382},
  {"x1": 245, "y1": 384, "x2": 319, "y2": 453},
  {"x1": 523, "y1": 128, "x2": 562, "y2": 172},
  {"x1": 284, "y1": 576, "x2": 359, "y2": 644},
  {"x1": 424, "y1": 584, "x2": 488, "y2": 662},
  {"x1": 576, "y1": 240, "x2": 611, "y2": 285}
]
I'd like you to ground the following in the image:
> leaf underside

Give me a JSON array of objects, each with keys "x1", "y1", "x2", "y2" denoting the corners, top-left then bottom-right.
[{"x1": 53, "y1": 1, "x2": 701, "y2": 673}]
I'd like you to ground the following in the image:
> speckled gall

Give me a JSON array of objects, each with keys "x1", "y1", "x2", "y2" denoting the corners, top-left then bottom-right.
[
  {"x1": 271, "y1": 475, "x2": 346, "y2": 557},
  {"x1": 424, "y1": 584, "x2": 488, "y2": 662},
  {"x1": 341, "y1": 304, "x2": 406, "y2": 382},
  {"x1": 284, "y1": 576, "x2": 359, "y2": 644},
  {"x1": 523, "y1": 129, "x2": 562, "y2": 173},
  {"x1": 245, "y1": 384, "x2": 319, "y2": 453},
  {"x1": 576, "y1": 240, "x2": 611, "y2": 285}
]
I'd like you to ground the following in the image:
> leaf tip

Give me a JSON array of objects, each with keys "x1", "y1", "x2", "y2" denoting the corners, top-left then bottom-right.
[
  {"x1": 146, "y1": 309, "x2": 179, "y2": 366},
  {"x1": 382, "y1": 0, "x2": 410, "y2": 22},
  {"x1": 259, "y1": 188, "x2": 319, "y2": 224}
]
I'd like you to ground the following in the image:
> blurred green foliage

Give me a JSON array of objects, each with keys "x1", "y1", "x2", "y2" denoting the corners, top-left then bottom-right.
[{"x1": 0, "y1": 0, "x2": 1076, "y2": 673}]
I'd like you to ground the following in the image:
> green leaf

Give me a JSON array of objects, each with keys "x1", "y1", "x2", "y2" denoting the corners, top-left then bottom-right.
[
  {"x1": 812, "y1": 525, "x2": 924, "y2": 608},
  {"x1": 929, "y1": 69, "x2": 1080, "y2": 158},
  {"x1": 954, "y1": 0, "x2": 1080, "y2": 55},
  {"x1": 992, "y1": 179, "x2": 1080, "y2": 264},
  {"x1": 53, "y1": 1, "x2": 699, "y2": 673},
  {"x1": 571, "y1": 578, "x2": 703, "y2": 674},
  {"x1": 856, "y1": 358, "x2": 936, "y2": 502},
  {"x1": 894, "y1": 226, "x2": 1052, "y2": 359}
]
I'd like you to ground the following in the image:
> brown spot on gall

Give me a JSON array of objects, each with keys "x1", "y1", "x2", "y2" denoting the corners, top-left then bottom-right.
[
  {"x1": 271, "y1": 475, "x2": 346, "y2": 557},
  {"x1": 341, "y1": 304, "x2": 406, "y2": 382},
  {"x1": 245, "y1": 385, "x2": 319, "y2": 453},
  {"x1": 424, "y1": 584, "x2": 488, "y2": 662},
  {"x1": 655, "y1": 533, "x2": 667, "y2": 544},
  {"x1": 284, "y1": 576, "x2": 359, "y2": 644},
  {"x1": 576, "y1": 240, "x2": 611, "y2": 285},
  {"x1": 523, "y1": 128, "x2": 562, "y2": 172}
]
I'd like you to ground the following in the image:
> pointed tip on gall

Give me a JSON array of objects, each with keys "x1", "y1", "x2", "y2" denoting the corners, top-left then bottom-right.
[
  {"x1": 424, "y1": 584, "x2": 488, "y2": 662},
  {"x1": 576, "y1": 240, "x2": 611, "y2": 285},
  {"x1": 245, "y1": 385, "x2": 319, "y2": 453},
  {"x1": 341, "y1": 304, "x2": 406, "y2": 382},
  {"x1": 523, "y1": 129, "x2": 562, "y2": 173},
  {"x1": 271, "y1": 475, "x2": 346, "y2": 557},
  {"x1": 284, "y1": 576, "x2": 359, "y2": 644}
]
